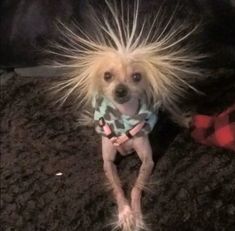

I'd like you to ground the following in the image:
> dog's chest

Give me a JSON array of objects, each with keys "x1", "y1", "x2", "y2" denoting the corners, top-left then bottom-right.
[{"x1": 117, "y1": 139, "x2": 135, "y2": 155}]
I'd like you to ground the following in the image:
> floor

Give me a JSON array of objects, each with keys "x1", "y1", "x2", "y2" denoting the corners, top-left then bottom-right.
[{"x1": 1, "y1": 68, "x2": 235, "y2": 231}]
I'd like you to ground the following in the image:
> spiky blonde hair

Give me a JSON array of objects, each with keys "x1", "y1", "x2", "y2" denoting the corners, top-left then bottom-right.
[{"x1": 50, "y1": 0, "x2": 204, "y2": 118}]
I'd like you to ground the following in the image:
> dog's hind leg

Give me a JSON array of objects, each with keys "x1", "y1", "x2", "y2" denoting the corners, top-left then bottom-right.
[
  {"x1": 131, "y1": 136, "x2": 154, "y2": 230},
  {"x1": 102, "y1": 137, "x2": 135, "y2": 231}
]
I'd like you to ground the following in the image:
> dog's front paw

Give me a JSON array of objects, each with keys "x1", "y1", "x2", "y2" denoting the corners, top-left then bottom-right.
[{"x1": 117, "y1": 205, "x2": 135, "y2": 231}]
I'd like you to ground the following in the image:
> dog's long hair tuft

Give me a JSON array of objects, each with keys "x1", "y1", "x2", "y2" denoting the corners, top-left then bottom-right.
[{"x1": 50, "y1": 0, "x2": 205, "y2": 120}]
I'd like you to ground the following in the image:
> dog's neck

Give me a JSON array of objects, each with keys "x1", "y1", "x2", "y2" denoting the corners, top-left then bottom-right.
[{"x1": 112, "y1": 97, "x2": 140, "y2": 117}]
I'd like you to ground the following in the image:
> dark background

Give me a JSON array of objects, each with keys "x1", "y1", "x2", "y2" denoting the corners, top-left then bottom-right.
[
  {"x1": 0, "y1": 0, "x2": 235, "y2": 68},
  {"x1": 1, "y1": 1, "x2": 235, "y2": 231}
]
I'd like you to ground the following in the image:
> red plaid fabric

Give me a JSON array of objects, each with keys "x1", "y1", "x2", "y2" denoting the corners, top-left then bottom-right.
[{"x1": 190, "y1": 103, "x2": 235, "y2": 152}]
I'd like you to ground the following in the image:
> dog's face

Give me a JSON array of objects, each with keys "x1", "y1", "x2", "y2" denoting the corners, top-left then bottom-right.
[{"x1": 95, "y1": 52, "x2": 147, "y2": 105}]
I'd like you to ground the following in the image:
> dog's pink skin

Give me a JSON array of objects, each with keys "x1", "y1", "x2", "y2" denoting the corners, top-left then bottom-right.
[{"x1": 102, "y1": 98, "x2": 154, "y2": 230}]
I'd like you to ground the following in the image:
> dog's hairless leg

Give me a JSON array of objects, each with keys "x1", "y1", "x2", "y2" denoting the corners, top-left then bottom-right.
[
  {"x1": 102, "y1": 137, "x2": 134, "y2": 230},
  {"x1": 131, "y1": 135, "x2": 154, "y2": 227}
]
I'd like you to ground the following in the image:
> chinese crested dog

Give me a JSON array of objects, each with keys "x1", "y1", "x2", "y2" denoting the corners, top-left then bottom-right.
[{"x1": 51, "y1": 0, "x2": 204, "y2": 230}]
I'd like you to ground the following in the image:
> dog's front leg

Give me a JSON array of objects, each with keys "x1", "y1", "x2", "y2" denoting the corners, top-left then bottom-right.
[
  {"x1": 131, "y1": 136, "x2": 154, "y2": 229},
  {"x1": 102, "y1": 137, "x2": 134, "y2": 231}
]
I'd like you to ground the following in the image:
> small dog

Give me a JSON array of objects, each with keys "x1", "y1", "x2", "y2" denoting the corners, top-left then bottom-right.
[{"x1": 51, "y1": 0, "x2": 203, "y2": 230}]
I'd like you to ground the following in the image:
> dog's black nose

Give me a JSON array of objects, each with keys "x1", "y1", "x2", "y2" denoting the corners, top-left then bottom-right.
[{"x1": 114, "y1": 84, "x2": 129, "y2": 98}]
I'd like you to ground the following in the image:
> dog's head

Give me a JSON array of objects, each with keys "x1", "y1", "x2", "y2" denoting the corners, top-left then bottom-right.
[
  {"x1": 92, "y1": 51, "x2": 148, "y2": 105},
  {"x1": 53, "y1": 0, "x2": 203, "y2": 112}
]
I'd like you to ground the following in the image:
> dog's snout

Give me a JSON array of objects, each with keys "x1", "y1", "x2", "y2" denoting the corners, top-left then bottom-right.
[{"x1": 115, "y1": 84, "x2": 128, "y2": 98}]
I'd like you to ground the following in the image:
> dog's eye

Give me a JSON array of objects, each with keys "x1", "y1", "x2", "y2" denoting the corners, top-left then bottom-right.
[
  {"x1": 104, "y1": 72, "x2": 113, "y2": 82},
  {"x1": 132, "y1": 72, "x2": 142, "y2": 82}
]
